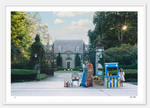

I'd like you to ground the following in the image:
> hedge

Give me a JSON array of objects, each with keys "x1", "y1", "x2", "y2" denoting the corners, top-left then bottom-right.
[
  {"x1": 11, "y1": 69, "x2": 37, "y2": 82},
  {"x1": 76, "y1": 66, "x2": 82, "y2": 70},
  {"x1": 105, "y1": 69, "x2": 138, "y2": 81},
  {"x1": 57, "y1": 66, "x2": 62, "y2": 70},
  {"x1": 37, "y1": 73, "x2": 48, "y2": 80},
  {"x1": 104, "y1": 44, "x2": 137, "y2": 69},
  {"x1": 53, "y1": 68, "x2": 57, "y2": 71},
  {"x1": 41, "y1": 67, "x2": 54, "y2": 76},
  {"x1": 79, "y1": 69, "x2": 83, "y2": 72},
  {"x1": 119, "y1": 65, "x2": 137, "y2": 69},
  {"x1": 11, "y1": 60, "x2": 32, "y2": 69}
]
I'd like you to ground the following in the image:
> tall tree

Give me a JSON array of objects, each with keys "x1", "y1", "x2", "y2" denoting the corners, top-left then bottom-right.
[
  {"x1": 88, "y1": 11, "x2": 137, "y2": 50},
  {"x1": 11, "y1": 11, "x2": 33, "y2": 61},
  {"x1": 26, "y1": 12, "x2": 49, "y2": 45},
  {"x1": 75, "y1": 53, "x2": 81, "y2": 68},
  {"x1": 30, "y1": 34, "x2": 46, "y2": 69},
  {"x1": 56, "y1": 52, "x2": 62, "y2": 67}
]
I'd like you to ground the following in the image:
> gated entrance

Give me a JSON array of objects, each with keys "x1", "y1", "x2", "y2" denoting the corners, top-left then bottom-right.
[
  {"x1": 83, "y1": 51, "x2": 96, "y2": 75},
  {"x1": 41, "y1": 45, "x2": 54, "y2": 76},
  {"x1": 83, "y1": 36, "x2": 104, "y2": 76}
]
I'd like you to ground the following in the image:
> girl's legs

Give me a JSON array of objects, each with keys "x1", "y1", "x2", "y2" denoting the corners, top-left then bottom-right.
[{"x1": 121, "y1": 81, "x2": 123, "y2": 87}]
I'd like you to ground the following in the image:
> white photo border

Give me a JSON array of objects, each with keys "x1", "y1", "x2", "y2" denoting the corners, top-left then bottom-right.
[{"x1": 3, "y1": 4, "x2": 146, "y2": 104}]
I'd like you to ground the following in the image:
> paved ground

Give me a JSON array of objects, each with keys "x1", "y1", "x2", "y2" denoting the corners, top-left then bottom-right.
[{"x1": 11, "y1": 72, "x2": 138, "y2": 96}]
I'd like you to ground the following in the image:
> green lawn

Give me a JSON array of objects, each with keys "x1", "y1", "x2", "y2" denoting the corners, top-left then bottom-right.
[{"x1": 55, "y1": 70, "x2": 82, "y2": 73}]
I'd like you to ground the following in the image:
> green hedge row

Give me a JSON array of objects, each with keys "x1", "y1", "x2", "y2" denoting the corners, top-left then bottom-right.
[
  {"x1": 11, "y1": 60, "x2": 32, "y2": 69},
  {"x1": 105, "y1": 69, "x2": 137, "y2": 81},
  {"x1": 79, "y1": 69, "x2": 83, "y2": 72},
  {"x1": 11, "y1": 69, "x2": 37, "y2": 82},
  {"x1": 119, "y1": 65, "x2": 137, "y2": 69}
]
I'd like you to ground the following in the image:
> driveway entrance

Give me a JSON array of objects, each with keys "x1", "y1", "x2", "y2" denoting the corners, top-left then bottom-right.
[{"x1": 42, "y1": 72, "x2": 83, "y2": 82}]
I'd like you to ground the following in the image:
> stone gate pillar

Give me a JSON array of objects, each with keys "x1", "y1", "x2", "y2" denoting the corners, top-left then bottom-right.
[{"x1": 95, "y1": 35, "x2": 104, "y2": 76}]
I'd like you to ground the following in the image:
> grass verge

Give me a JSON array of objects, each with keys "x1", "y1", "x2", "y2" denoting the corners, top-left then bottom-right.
[
  {"x1": 37, "y1": 74, "x2": 48, "y2": 80},
  {"x1": 55, "y1": 71, "x2": 82, "y2": 73}
]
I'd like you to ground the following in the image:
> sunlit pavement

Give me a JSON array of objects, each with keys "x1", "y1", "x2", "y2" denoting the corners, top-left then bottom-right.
[{"x1": 11, "y1": 72, "x2": 138, "y2": 96}]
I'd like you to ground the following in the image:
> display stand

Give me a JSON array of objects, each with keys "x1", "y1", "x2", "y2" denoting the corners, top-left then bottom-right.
[{"x1": 104, "y1": 63, "x2": 120, "y2": 88}]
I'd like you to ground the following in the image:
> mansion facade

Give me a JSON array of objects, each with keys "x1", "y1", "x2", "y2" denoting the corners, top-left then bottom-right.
[{"x1": 46, "y1": 40, "x2": 89, "y2": 69}]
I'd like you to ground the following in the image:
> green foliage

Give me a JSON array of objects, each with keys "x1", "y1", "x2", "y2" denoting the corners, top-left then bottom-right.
[
  {"x1": 76, "y1": 66, "x2": 82, "y2": 70},
  {"x1": 88, "y1": 12, "x2": 137, "y2": 50},
  {"x1": 55, "y1": 71, "x2": 82, "y2": 73},
  {"x1": 53, "y1": 68, "x2": 57, "y2": 71},
  {"x1": 11, "y1": 11, "x2": 51, "y2": 63},
  {"x1": 41, "y1": 66, "x2": 54, "y2": 75},
  {"x1": 105, "y1": 44, "x2": 137, "y2": 67},
  {"x1": 30, "y1": 34, "x2": 46, "y2": 69},
  {"x1": 11, "y1": 59, "x2": 32, "y2": 69},
  {"x1": 79, "y1": 69, "x2": 83, "y2": 72},
  {"x1": 37, "y1": 73, "x2": 48, "y2": 80},
  {"x1": 106, "y1": 69, "x2": 137, "y2": 82},
  {"x1": 57, "y1": 66, "x2": 62, "y2": 70},
  {"x1": 11, "y1": 69, "x2": 37, "y2": 82},
  {"x1": 119, "y1": 65, "x2": 137, "y2": 69},
  {"x1": 75, "y1": 53, "x2": 81, "y2": 68},
  {"x1": 125, "y1": 78, "x2": 137, "y2": 82},
  {"x1": 26, "y1": 12, "x2": 49, "y2": 44},
  {"x1": 108, "y1": 69, "x2": 137, "y2": 74},
  {"x1": 11, "y1": 11, "x2": 33, "y2": 61},
  {"x1": 56, "y1": 53, "x2": 62, "y2": 67}
]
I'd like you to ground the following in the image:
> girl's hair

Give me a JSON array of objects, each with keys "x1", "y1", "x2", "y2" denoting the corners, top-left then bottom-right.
[{"x1": 119, "y1": 68, "x2": 123, "y2": 72}]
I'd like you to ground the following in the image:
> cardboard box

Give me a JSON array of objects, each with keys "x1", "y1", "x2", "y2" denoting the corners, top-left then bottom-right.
[
  {"x1": 93, "y1": 80, "x2": 104, "y2": 87},
  {"x1": 64, "y1": 81, "x2": 69, "y2": 87}
]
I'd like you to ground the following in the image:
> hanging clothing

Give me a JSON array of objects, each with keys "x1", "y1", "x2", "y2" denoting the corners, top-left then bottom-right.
[
  {"x1": 80, "y1": 66, "x2": 87, "y2": 87},
  {"x1": 85, "y1": 63, "x2": 94, "y2": 87},
  {"x1": 80, "y1": 63, "x2": 94, "y2": 87}
]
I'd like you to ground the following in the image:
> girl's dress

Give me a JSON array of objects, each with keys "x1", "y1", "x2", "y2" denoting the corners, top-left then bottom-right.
[
  {"x1": 119, "y1": 72, "x2": 125, "y2": 81},
  {"x1": 80, "y1": 66, "x2": 86, "y2": 87}
]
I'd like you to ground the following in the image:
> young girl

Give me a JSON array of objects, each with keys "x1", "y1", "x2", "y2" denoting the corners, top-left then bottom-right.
[{"x1": 119, "y1": 68, "x2": 125, "y2": 87}]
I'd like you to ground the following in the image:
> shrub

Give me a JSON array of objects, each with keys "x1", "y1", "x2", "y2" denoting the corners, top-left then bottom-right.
[
  {"x1": 105, "y1": 69, "x2": 137, "y2": 82},
  {"x1": 76, "y1": 66, "x2": 82, "y2": 70},
  {"x1": 11, "y1": 59, "x2": 32, "y2": 69},
  {"x1": 11, "y1": 69, "x2": 37, "y2": 82},
  {"x1": 37, "y1": 73, "x2": 48, "y2": 80},
  {"x1": 41, "y1": 66, "x2": 54, "y2": 76},
  {"x1": 105, "y1": 44, "x2": 137, "y2": 69},
  {"x1": 56, "y1": 52, "x2": 62, "y2": 67},
  {"x1": 79, "y1": 69, "x2": 83, "y2": 72},
  {"x1": 75, "y1": 53, "x2": 81, "y2": 68},
  {"x1": 119, "y1": 65, "x2": 136, "y2": 69},
  {"x1": 53, "y1": 68, "x2": 57, "y2": 71},
  {"x1": 57, "y1": 66, "x2": 62, "y2": 70},
  {"x1": 125, "y1": 78, "x2": 137, "y2": 82}
]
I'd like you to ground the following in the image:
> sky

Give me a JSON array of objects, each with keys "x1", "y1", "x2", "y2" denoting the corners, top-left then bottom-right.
[{"x1": 34, "y1": 11, "x2": 95, "y2": 45}]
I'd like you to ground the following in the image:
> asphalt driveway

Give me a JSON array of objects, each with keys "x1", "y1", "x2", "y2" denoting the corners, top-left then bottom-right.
[
  {"x1": 42, "y1": 72, "x2": 83, "y2": 82},
  {"x1": 11, "y1": 72, "x2": 138, "y2": 96}
]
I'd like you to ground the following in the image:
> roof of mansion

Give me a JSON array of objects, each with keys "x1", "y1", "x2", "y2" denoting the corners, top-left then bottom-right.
[{"x1": 54, "y1": 40, "x2": 84, "y2": 53}]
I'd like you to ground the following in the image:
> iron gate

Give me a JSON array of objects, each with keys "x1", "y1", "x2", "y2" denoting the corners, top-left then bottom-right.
[{"x1": 41, "y1": 46, "x2": 54, "y2": 76}]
